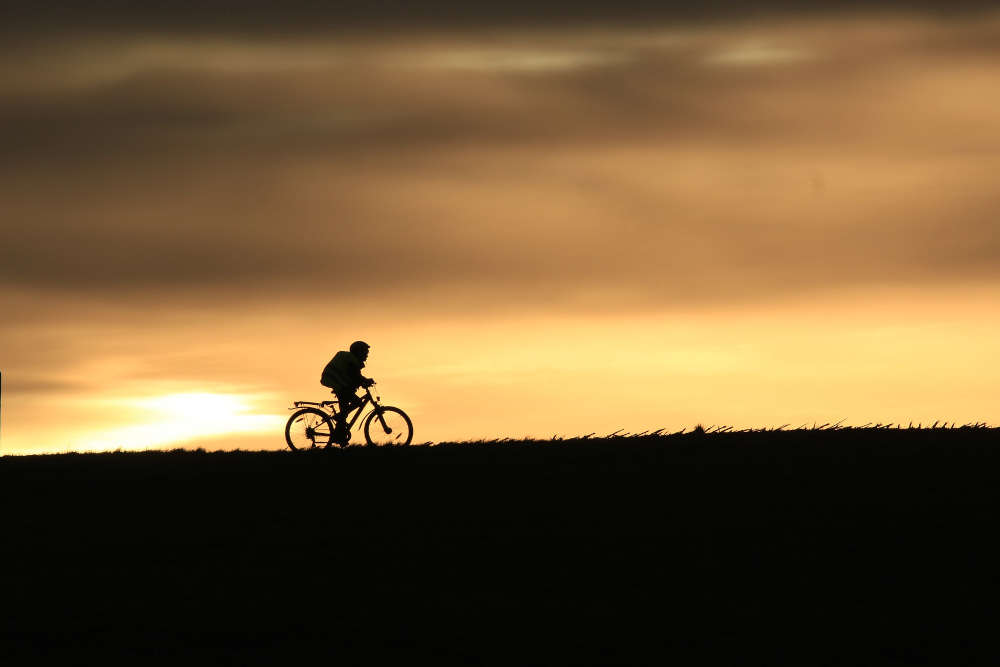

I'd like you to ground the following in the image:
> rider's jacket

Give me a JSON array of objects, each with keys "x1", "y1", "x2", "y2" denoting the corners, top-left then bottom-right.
[{"x1": 321, "y1": 350, "x2": 364, "y2": 392}]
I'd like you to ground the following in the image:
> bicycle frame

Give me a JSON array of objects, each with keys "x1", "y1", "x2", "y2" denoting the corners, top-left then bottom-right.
[
  {"x1": 285, "y1": 382, "x2": 410, "y2": 449},
  {"x1": 292, "y1": 386, "x2": 383, "y2": 433},
  {"x1": 338, "y1": 390, "x2": 373, "y2": 432}
]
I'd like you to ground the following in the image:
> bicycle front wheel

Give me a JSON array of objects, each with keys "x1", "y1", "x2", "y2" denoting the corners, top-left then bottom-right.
[
  {"x1": 285, "y1": 408, "x2": 335, "y2": 451},
  {"x1": 363, "y1": 406, "x2": 413, "y2": 446}
]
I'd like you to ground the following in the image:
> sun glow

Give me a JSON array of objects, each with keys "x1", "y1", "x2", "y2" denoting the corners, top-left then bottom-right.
[{"x1": 74, "y1": 392, "x2": 284, "y2": 452}]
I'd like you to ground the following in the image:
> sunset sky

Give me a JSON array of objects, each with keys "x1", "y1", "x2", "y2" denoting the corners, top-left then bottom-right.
[{"x1": 2, "y1": 2, "x2": 999, "y2": 454}]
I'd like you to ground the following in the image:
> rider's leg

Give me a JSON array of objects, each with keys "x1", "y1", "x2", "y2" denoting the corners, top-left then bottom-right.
[
  {"x1": 333, "y1": 389, "x2": 356, "y2": 440},
  {"x1": 335, "y1": 390, "x2": 357, "y2": 421}
]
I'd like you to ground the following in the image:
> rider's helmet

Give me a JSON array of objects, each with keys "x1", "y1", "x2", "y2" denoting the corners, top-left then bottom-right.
[{"x1": 350, "y1": 340, "x2": 370, "y2": 358}]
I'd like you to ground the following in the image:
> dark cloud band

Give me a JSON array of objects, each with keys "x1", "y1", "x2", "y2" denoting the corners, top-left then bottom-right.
[{"x1": 2, "y1": 15, "x2": 1000, "y2": 311}]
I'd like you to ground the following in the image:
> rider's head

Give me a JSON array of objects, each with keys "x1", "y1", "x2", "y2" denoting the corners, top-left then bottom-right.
[{"x1": 349, "y1": 340, "x2": 370, "y2": 361}]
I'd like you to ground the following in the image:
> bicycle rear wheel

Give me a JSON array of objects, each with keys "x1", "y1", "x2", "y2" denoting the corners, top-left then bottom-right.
[
  {"x1": 363, "y1": 406, "x2": 413, "y2": 446},
  {"x1": 285, "y1": 408, "x2": 335, "y2": 451}
]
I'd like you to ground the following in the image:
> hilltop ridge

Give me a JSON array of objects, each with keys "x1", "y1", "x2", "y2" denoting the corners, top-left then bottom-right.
[{"x1": 4, "y1": 427, "x2": 999, "y2": 663}]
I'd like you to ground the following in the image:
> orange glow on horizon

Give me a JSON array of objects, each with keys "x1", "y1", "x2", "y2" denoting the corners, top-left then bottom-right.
[
  {"x1": 3, "y1": 284, "x2": 998, "y2": 455},
  {"x1": 13, "y1": 391, "x2": 286, "y2": 454}
]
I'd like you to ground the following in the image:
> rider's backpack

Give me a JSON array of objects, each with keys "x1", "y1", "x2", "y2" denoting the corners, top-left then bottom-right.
[{"x1": 320, "y1": 357, "x2": 339, "y2": 389}]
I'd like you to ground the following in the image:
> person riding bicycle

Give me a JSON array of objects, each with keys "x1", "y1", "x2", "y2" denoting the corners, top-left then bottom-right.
[{"x1": 320, "y1": 341, "x2": 375, "y2": 441}]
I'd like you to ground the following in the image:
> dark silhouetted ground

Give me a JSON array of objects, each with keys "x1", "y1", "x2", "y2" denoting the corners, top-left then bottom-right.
[{"x1": 3, "y1": 427, "x2": 999, "y2": 664}]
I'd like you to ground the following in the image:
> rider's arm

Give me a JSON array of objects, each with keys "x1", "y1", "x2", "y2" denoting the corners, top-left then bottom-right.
[{"x1": 346, "y1": 360, "x2": 372, "y2": 388}]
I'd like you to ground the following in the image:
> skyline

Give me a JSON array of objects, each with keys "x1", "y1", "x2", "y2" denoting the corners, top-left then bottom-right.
[{"x1": 3, "y1": 6, "x2": 999, "y2": 453}]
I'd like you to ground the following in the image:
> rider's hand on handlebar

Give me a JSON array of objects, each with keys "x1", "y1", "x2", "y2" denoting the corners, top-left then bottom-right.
[{"x1": 362, "y1": 378, "x2": 375, "y2": 388}]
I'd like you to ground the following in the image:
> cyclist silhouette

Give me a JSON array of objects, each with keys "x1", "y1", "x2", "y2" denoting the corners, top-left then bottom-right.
[{"x1": 321, "y1": 341, "x2": 375, "y2": 440}]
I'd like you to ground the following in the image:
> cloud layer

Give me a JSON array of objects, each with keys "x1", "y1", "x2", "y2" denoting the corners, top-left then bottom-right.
[{"x1": 3, "y1": 15, "x2": 1000, "y2": 316}]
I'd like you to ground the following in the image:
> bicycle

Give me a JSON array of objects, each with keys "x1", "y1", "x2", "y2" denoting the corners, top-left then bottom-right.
[{"x1": 284, "y1": 382, "x2": 413, "y2": 450}]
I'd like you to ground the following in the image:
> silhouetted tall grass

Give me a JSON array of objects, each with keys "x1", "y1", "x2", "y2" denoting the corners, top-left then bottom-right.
[{"x1": 6, "y1": 422, "x2": 995, "y2": 459}]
